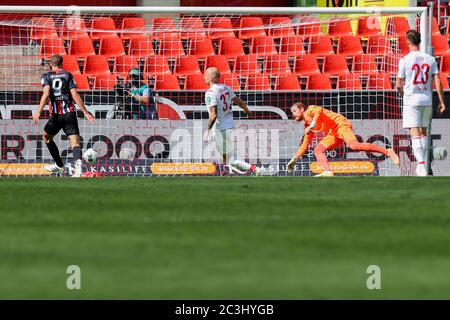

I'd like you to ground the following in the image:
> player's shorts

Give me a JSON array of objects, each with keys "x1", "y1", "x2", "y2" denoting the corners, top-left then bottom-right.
[
  {"x1": 402, "y1": 105, "x2": 432, "y2": 128},
  {"x1": 319, "y1": 122, "x2": 357, "y2": 149},
  {"x1": 215, "y1": 128, "x2": 233, "y2": 156},
  {"x1": 44, "y1": 111, "x2": 80, "y2": 136}
]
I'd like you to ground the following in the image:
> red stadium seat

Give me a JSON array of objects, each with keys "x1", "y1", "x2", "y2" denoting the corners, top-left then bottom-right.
[
  {"x1": 367, "y1": 36, "x2": 393, "y2": 56},
  {"x1": 322, "y1": 54, "x2": 349, "y2": 75},
  {"x1": 208, "y1": 17, "x2": 235, "y2": 40},
  {"x1": 440, "y1": 54, "x2": 450, "y2": 73},
  {"x1": 180, "y1": 17, "x2": 206, "y2": 40},
  {"x1": 93, "y1": 73, "x2": 117, "y2": 90},
  {"x1": 337, "y1": 74, "x2": 362, "y2": 90},
  {"x1": 381, "y1": 54, "x2": 399, "y2": 75},
  {"x1": 145, "y1": 55, "x2": 171, "y2": 76},
  {"x1": 83, "y1": 55, "x2": 111, "y2": 76},
  {"x1": 297, "y1": 16, "x2": 322, "y2": 39},
  {"x1": 158, "y1": 34, "x2": 186, "y2": 58},
  {"x1": 62, "y1": 55, "x2": 81, "y2": 74},
  {"x1": 306, "y1": 73, "x2": 332, "y2": 90},
  {"x1": 221, "y1": 73, "x2": 241, "y2": 91},
  {"x1": 308, "y1": 35, "x2": 335, "y2": 56},
  {"x1": 274, "y1": 74, "x2": 301, "y2": 90},
  {"x1": 394, "y1": 36, "x2": 410, "y2": 56},
  {"x1": 245, "y1": 74, "x2": 272, "y2": 90},
  {"x1": 279, "y1": 36, "x2": 306, "y2": 57},
  {"x1": 264, "y1": 54, "x2": 291, "y2": 76},
  {"x1": 60, "y1": 17, "x2": 88, "y2": 40},
  {"x1": 68, "y1": 35, "x2": 95, "y2": 58},
  {"x1": 432, "y1": 34, "x2": 450, "y2": 56},
  {"x1": 152, "y1": 17, "x2": 177, "y2": 40},
  {"x1": 337, "y1": 35, "x2": 364, "y2": 56},
  {"x1": 205, "y1": 55, "x2": 232, "y2": 74},
  {"x1": 184, "y1": 74, "x2": 209, "y2": 90},
  {"x1": 73, "y1": 73, "x2": 90, "y2": 90},
  {"x1": 328, "y1": 18, "x2": 353, "y2": 38},
  {"x1": 154, "y1": 74, "x2": 180, "y2": 90},
  {"x1": 234, "y1": 54, "x2": 261, "y2": 75},
  {"x1": 189, "y1": 37, "x2": 215, "y2": 58},
  {"x1": 219, "y1": 38, "x2": 245, "y2": 59},
  {"x1": 99, "y1": 35, "x2": 125, "y2": 58},
  {"x1": 174, "y1": 55, "x2": 201, "y2": 75},
  {"x1": 238, "y1": 17, "x2": 266, "y2": 39},
  {"x1": 251, "y1": 37, "x2": 278, "y2": 57},
  {"x1": 386, "y1": 16, "x2": 410, "y2": 38},
  {"x1": 293, "y1": 54, "x2": 320, "y2": 75},
  {"x1": 39, "y1": 38, "x2": 66, "y2": 59},
  {"x1": 114, "y1": 55, "x2": 139, "y2": 77},
  {"x1": 30, "y1": 17, "x2": 58, "y2": 40},
  {"x1": 128, "y1": 36, "x2": 155, "y2": 58},
  {"x1": 268, "y1": 17, "x2": 295, "y2": 38},
  {"x1": 121, "y1": 18, "x2": 147, "y2": 40},
  {"x1": 352, "y1": 54, "x2": 379, "y2": 75},
  {"x1": 90, "y1": 17, "x2": 117, "y2": 40},
  {"x1": 367, "y1": 73, "x2": 393, "y2": 90},
  {"x1": 415, "y1": 17, "x2": 440, "y2": 37},
  {"x1": 357, "y1": 16, "x2": 382, "y2": 37}
]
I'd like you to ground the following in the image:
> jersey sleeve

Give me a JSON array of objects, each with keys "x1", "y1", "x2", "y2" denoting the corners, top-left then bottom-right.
[
  {"x1": 295, "y1": 130, "x2": 313, "y2": 159},
  {"x1": 397, "y1": 58, "x2": 406, "y2": 78},
  {"x1": 68, "y1": 72, "x2": 77, "y2": 89},
  {"x1": 41, "y1": 73, "x2": 50, "y2": 87},
  {"x1": 431, "y1": 57, "x2": 439, "y2": 75},
  {"x1": 205, "y1": 90, "x2": 217, "y2": 110}
]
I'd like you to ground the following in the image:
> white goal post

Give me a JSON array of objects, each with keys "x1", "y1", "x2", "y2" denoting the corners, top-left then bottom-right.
[{"x1": 0, "y1": 5, "x2": 445, "y2": 177}]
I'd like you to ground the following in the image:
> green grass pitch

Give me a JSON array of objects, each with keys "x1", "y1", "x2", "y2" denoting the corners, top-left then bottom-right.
[{"x1": 1, "y1": 177, "x2": 450, "y2": 299}]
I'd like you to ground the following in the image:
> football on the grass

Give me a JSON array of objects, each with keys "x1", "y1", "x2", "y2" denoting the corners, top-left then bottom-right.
[{"x1": 83, "y1": 148, "x2": 98, "y2": 164}]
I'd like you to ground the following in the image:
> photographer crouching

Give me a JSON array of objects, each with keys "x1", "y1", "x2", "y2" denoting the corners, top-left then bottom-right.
[{"x1": 123, "y1": 68, "x2": 157, "y2": 120}]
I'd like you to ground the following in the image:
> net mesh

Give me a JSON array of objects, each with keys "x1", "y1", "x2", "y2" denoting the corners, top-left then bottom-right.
[{"x1": 0, "y1": 9, "x2": 441, "y2": 177}]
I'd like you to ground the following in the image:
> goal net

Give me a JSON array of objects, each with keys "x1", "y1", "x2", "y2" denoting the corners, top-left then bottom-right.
[{"x1": 1, "y1": 5, "x2": 446, "y2": 177}]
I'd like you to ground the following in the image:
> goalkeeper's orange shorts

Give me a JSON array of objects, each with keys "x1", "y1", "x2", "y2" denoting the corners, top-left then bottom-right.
[{"x1": 319, "y1": 122, "x2": 358, "y2": 150}]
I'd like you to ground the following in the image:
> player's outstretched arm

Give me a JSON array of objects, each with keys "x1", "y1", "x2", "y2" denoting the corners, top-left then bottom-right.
[
  {"x1": 287, "y1": 133, "x2": 313, "y2": 172},
  {"x1": 30, "y1": 85, "x2": 50, "y2": 125},
  {"x1": 434, "y1": 74, "x2": 446, "y2": 116},
  {"x1": 396, "y1": 77, "x2": 404, "y2": 97},
  {"x1": 70, "y1": 88, "x2": 95, "y2": 122},
  {"x1": 232, "y1": 96, "x2": 253, "y2": 117}
]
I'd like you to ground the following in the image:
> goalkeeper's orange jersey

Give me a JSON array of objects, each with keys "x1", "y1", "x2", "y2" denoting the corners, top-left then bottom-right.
[{"x1": 295, "y1": 105, "x2": 351, "y2": 158}]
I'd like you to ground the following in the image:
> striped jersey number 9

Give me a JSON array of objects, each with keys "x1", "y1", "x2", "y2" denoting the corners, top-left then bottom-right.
[
  {"x1": 52, "y1": 78, "x2": 63, "y2": 97},
  {"x1": 220, "y1": 92, "x2": 231, "y2": 111},
  {"x1": 412, "y1": 63, "x2": 430, "y2": 85}
]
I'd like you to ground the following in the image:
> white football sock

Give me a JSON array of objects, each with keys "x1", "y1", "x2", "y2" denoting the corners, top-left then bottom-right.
[
  {"x1": 411, "y1": 136, "x2": 425, "y2": 164},
  {"x1": 420, "y1": 135, "x2": 429, "y2": 156}
]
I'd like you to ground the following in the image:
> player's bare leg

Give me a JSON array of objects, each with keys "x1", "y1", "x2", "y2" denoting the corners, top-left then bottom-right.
[
  {"x1": 69, "y1": 135, "x2": 82, "y2": 177},
  {"x1": 313, "y1": 143, "x2": 334, "y2": 177},
  {"x1": 43, "y1": 132, "x2": 65, "y2": 174},
  {"x1": 410, "y1": 127, "x2": 427, "y2": 176}
]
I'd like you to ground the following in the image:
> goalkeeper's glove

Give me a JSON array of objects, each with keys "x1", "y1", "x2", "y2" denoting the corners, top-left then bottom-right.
[{"x1": 287, "y1": 156, "x2": 298, "y2": 172}]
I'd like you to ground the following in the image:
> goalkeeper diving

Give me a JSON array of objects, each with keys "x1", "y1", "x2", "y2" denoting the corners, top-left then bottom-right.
[{"x1": 287, "y1": 103, "x2": 400, "y2": 176}]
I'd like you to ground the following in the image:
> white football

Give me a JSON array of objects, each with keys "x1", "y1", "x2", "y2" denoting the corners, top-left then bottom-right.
[
  {"x1": 432, "y1": 147, "x2": 448, "y2": 161},
  {"x1": 83, "y1": 148, "x2": 98, "y2": 164},
  {"x1": 119, "y1": 147, "x2": 135, "y2": 161}
]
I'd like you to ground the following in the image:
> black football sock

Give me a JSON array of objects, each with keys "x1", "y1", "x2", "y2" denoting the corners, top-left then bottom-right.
[
  {"x1": 72, "y1": 146, "x2": 82, "y2": 162},
  {"x1": 46, "y1": 140, "x2": 64, "y2": 168}
]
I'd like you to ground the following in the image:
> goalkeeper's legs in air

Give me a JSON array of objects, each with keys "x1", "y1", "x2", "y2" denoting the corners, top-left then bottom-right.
[
  {"x1": 69, "y1": 134, "x2": 83, "y2": 178},
  {"x1": 43, "y1": 131, "x2": 65, "y2": 174},
  {"x1": 340, "y1": 125, "x2": 400, "y2": 166}
]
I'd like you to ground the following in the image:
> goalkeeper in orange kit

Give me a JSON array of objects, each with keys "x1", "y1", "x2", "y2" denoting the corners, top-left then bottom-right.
[{"x1": 287, "y1": 102, "x2": 400, "y2": 176}]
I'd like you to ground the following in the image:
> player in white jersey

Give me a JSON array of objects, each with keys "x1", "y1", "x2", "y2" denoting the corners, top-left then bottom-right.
[
  {"x1": 397, "y1": 30, "x2": 446, "y2": 176},
  {"x1": 203, "y1": 67, "x2": 261, "y2": 175}
]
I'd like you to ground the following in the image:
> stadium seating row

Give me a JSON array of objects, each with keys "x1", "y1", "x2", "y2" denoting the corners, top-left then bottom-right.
[
  {"x1": 70, "y1": 72, "x2": 450, "y2": 91},
  {"x1": 29, "y1": 15, "x2": 444, "y2": 42},
  {"x1": 41, "y1": 34, "x2": 449, "y2": 60},
  {"x1": 58, "y1": 53, "x2": 403, "y2": 78}
]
